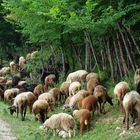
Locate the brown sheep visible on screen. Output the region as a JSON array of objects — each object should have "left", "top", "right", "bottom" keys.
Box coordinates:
[
  {"left": 44, "top": 74, "right": 56, "bottom": 91},
  {"left": 38, "top": 92, "right": 55, "bottom": 111},
  {"left": 4, "top": 88, "right": 20, "bottom": 104},
  {"left": 86, "top": 72, "right": 100, "bottom": 82},
  {"left": 123, "top": 91, "right": 140, "bottom": 130},
  {"left": 49, "top": 88, "right": 61, "bottom": 103},
  {"left": 73, "top": 109, "right": 91, "bottom": 135},
  {"left": 94, "top": 85, "right": 113, "bottom": 113},
  {"left": 81, "top": 95, "right": 98, "bottom": 116},
  {"left": 32, "top": 99, "right": 50, "bottom": 123},
  {"left": 33, "top": 84, "right": 44, "bottom": 98},
  {"left": 86, "top": 78, "right": 99, "bottom": 95},
  {"left": 25, "top": 92, "right": 36, "bottom": 113},
  {"left": 114, "top": 81, "right": 130, "bottom": 112},
  {"left": 60, "top": 81, "right": 70, "bottom": 102}
]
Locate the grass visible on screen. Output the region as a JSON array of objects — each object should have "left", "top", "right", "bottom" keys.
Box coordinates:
[{"left": 0, "top": 99, "right": 140, "bottom": 140}]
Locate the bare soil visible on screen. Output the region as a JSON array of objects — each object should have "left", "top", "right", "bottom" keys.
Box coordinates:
[{"left": 0, "top": 119, "right": 16, "bottom": 140}]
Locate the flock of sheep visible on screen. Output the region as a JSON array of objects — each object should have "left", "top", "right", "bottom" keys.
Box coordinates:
[{"left": 0, "top": 51, "right": 140, "bottom": 138}]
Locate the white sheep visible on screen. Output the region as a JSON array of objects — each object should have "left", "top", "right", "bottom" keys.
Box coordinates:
[
  {"left": 66, "top": 70, "right": 88, "bottom": 83},
  {"left": 8, "top": 92, "right": 28, "bottom": 121},
  {"left": 43, "top": 113, "right": 75, "bottom": 137},
  {"left": 114, "top": 81, "right": 130, "bottom": 112},
  {"left": 68, "top": 90, "right": 89, "bottom": 110},
  {"left": 123, "top": 90, "right": 140, "bottom": 129},
  {"left": 134, "top": 68, "right": 140, "bottom": 85},
  {"left": 69, "top": 81, "right": 81, "bottom": 96},
  {"left": 19, "top": 56, "right": 26, "bottom": 70},
  {"left": 0, "top": 67, "right": 11, "bottom": 76}
]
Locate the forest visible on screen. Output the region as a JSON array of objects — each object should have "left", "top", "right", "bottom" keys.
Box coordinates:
[{"left": 0, "top": 0, "right": 140, "bottom": 140}]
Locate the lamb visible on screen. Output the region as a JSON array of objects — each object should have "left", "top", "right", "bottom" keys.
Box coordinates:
[
  {"left": 73, "top": 109, "right": 91, "bottom": 135},
  {"left": 43, "top": 113, "right": 75, "bottom": 137},
  {"left": 69, "top": 81, "right": 81, "bottom": 96},
  {"left": 33, "top": 84, "right": 44, "bottom": 98},
  {"left": 86, "top": 72, "right": 100, "bottom": 82},
  {"left": 81, "top": 95, "right": 98, "bottom": 116},
  {"left": 32, "top": 99, "right": 50, "bottom": 123},
  {"left": 38, "top": 92, "right": 55, "bottom": 111},
  {"left": 66, "top": 70, "right": 88, "bottom": 83},
  {"left": 68, "top": 90, "right": 89, "bottom": 110},
  {"left": 44, "top": 74, "right": 56, "bottom": 91},
  {"left": 18, "top": 56, "right": 26, "bottom": 70},
  {"left": 114, "top": 81, "right": 130, "bottom": 112},
  {"left": 60, "top": 81, "right": 70, "bottom": 102},
  {"left": 8, "top": 92, "right": 28, "bottom": 121},
  {"left": 86, "top": 78, "right": 100, "bottom": 95},
  {"left": 0, "top": 67, "right": 11, "bottom": 76},
  {"left": 4, "top": 88, "right": 20, "bottom": 104},
  {"left": 94, "top": 85, "right": 113, "bottom": 113},
  {"left": 123, "top": 91, "right": 140, "bottom": 130}
]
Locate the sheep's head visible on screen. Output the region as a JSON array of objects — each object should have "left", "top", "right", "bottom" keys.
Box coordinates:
[{"left": 8, "top": 105, "right": 16, "bottom": 115}]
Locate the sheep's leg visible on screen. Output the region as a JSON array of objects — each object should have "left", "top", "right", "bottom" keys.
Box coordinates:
[
  {"left": 68, "top": 130, "right": 71, "bottom": 137},
  {"left": 20, "top": 107, "right": 24, "bottom": 121},
  {"left": 23, "top": 105, "right": 27, "bottom": 120},
  {"left": 29, "top": 104, "right": 32, "bottom": 113},
  {"left": 17, "top": 107, "right": 19, "bottom": 118},
  {"left": 99, "top": 102, "right": 102, "bottom": 113},
  {"left": 53, "top": 129, "right": 56, "bottom": 136},
  {"left": 80, "top": 123, "right": 84, "bottom": 135},
  {"left": 125, "top": 110, "right": 129, "bottom": 130},
  {"left": 102, "top": 101, "right": 106, "bottom": 114},
  {"left": 123, "top": 112, "right": 126, "bottom": 124}
]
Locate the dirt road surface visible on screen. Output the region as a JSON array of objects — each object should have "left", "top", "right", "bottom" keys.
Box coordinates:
[{"left": 0, "top": 119, "right": 16, "bottom": 140}]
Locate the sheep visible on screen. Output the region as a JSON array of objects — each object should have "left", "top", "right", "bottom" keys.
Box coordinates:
[
  {"left": 49, "top": 88, "right": 61, "bottom": 103},
  {"left": 18, "top": 81, "right": 26, "bottom": 86},
  {"left": 69, "top": 81, "right": 81, "bottom": 96},
  {"left": 9, "top": 61, "right": 18, "bottom": 72},
  {"left": 0, "top": 67, "right": 11, "bottom": 76},
  {"left": 0, "top": 88, "right": 4, "bottom": 100},
  {"left": 18, "top": 56, "right": 26, "bottom": 70},
  {"left": 4, "top": 88, "right": 20, "bottom": 104},
  {"left": 68, "top": 90, "right": 89, "bottom": 110},
  {"left": 73, "top": 109, "right": 91, "bottom": 135},
  {"left": 44, "top": 74, "right": 56, "bottom": 91},
  {"left": 81, "top": 95, "right": 98, "bottom": 116},
  {"left": 60, "top": 81, "right": 70, "bottom": 102},
  {"left": 32, "top": 99, "right": 50, "bottom": 123},
  {"left": 12, "top": 76, "right": 21, "bottom": 87},
  {"left": 123, "top": 91, "right": 140, "bottom": 130},
  {"left": 8, "top": 92, "right": 28, "bottom": 121},
  {"left": 86, "top": 78, "right": 100, "bottom": 95},
  {"left": 114, "top": 81, "right": 130, "bottom": 112},
  {"left": 43, "top": 113, "right": 75, "bottom": 137},
  {"left": 66, "top": 70, "right": 88, "bottom": 83},
  {"left": 135, "top": 69, "right": 140, "bottom": 94},
  {"left": 134, "top": 68, "right": 140, "bottom": 85},
  {"left": 94, "top": 85, "right": 113, "bottom": 113},
  {"left": 86, "top": 72, "right": 100, "bottom": 82},
  {"left": 33, "top": 84, "right": 44, "bottom": 98},
  {"left": 63, "top": 96, "right": 73, "bottom": 111},
  {"left": 24, "top": 91, "right": 36, "bottom": 113},
  {"left": 38, "top": 92, "right": 55, "bottom": 111},
  {"left": 5, "top": 80, "right": 13, "bottom": 88}
]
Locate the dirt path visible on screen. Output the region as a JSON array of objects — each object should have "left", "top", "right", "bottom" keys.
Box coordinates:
[{"left": 0, "top": 119, "right": 16, "bottom": 140}]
